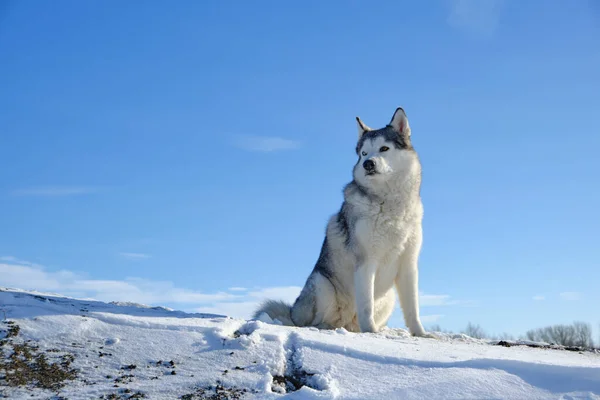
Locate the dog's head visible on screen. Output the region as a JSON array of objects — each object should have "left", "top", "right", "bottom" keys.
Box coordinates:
[{"left": 353, "top": 107, "right": 416, "bottom": 188}]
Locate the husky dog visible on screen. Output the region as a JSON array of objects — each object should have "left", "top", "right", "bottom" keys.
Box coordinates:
[{"left": 253, "top": 107, "right": 428, "bottom": 336}]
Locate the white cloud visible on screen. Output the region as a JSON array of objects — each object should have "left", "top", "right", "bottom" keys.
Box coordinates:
[
  {"left": 0, "top": 258, "right": 467, "bottom": 322},
  {"left": 247, "top": 287, "right": 300, "bottom": 301},
  {"left": 232, "top": 135, "right": 301, "bottom": 152},
  {"left": 0, "top": 261, "right": 238, "bottom": 306},
  {"left": 420, "top": 294, "right": 452, "bottom": 306},
  {"left": 195, "top": 286, "right": 303, "bottom": 319},
  {"left": 11, "top": 186, "right": 102, "bottom": 196},
  {"left": 0, "top": 259, "right": 299, "bottom": 319},
  {"left": 447, "top": 0, "right": 505, "bottom": 36},
  {"left": 559, "top": 291, "right": 581, "bottom": 301},
  {"left": 419, "top": 292, "right": 471, "bottom": 307},
  {"left": 0, "top": 256, "right": 42, "bottom": 268},
  {"left": 119, "top": 252, "right": 152, "bottom": 260},
  {"left": 532, "top": 295, "right": 545, "bottom": 301},
  {"left": 194, "top": 303, "right": 257, "bottom": 320}
]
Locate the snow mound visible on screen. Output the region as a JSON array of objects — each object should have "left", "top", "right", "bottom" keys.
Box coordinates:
[{"left": 1, "top": 288, "right": 599, "bottom": 399}]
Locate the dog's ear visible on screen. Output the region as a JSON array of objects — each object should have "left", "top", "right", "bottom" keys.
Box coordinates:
[
  {"left": 389, "top": 107, "right": 411, "bottom": 136},
  {"left": 356, "top": 117, "right": 371, "bottom": 138}
]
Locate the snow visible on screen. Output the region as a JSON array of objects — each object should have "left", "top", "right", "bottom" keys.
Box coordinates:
[{"left": 1, "top": 287, "right": 599, "bottom": 399}]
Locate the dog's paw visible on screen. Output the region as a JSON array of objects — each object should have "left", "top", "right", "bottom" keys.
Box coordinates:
[
  {"left": 359, "top": 320, "right": 378, "bottom": 334},
  {"left": 408, "top": 325, "right": 439, "bottom": 339}
]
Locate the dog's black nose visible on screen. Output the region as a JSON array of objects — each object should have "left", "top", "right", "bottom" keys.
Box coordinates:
[{"left": 363, "top": 159, "right": 375, "bottom": 172}]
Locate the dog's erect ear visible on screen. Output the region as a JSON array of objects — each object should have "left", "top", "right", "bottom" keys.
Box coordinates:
[
  {"left": 389, "top": 107, "right": 411, "bottom": 136},
  {"left": 356, "top": 117, "right": 371, "bottom": 138}
]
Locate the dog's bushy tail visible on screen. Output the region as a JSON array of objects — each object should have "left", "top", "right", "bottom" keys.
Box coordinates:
[{"left": 253, "top": 300, "right": 295, "bottom": 326}]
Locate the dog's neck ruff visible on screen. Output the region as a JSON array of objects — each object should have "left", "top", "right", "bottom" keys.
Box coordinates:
[
  {"left": 353, "top": 180, "right": 419, "bottom": 216},
  {"left": 367, "top": 171, "right": 420, "bottom": 202}
]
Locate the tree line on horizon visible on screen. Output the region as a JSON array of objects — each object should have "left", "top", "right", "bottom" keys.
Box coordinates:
[{"left": 428, "top": 321, "right": 597, "bottom": 349}]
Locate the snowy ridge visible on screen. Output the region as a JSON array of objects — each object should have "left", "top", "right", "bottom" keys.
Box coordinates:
[{"left": 1, "top": 287, "right": 599, "bottom": 399}]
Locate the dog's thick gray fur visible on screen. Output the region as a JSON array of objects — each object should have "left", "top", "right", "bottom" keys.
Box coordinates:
[{"left": 253, "top": 107, "right": 429, "bottom": 336}]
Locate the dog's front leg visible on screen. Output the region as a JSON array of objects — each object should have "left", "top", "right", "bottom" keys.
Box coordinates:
[
  {"left": 395, "top": 265, "right": 426, "bottom": 337},
  {"left": 354, "top": 263, "right": 377, "bottom": 333},
  {"left": 395, "top": 231, "right": 427, "bottom": 337}
]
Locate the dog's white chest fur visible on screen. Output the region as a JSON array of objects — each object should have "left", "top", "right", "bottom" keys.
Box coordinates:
[
  {"left": 357, "top": 203, "right": 415, "bottom": 254},
  {"left": 352, "top": 163, "right": 423, "bottom": 253},
  {"left": 352, "top": 193, "right": 422, "bottom": 288}
]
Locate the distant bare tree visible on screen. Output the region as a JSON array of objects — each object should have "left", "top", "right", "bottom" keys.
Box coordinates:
[
  {"left": 497, "top": 332, "right": 515, "bottom": 341},
  {"left": 572, "top": 321, "right": 593, "bottom": 348},
  {"left": 463, "top": 322, "right": 487, "bottom": 339},
  {"left": 552, "top": 324, "right": 575, "bottom": 346},
  {"left": 427, "top": 324, "right": 454, "bottom": 334},
  {"left": 525, "top": 321, "right": 593, "bottom": 348}
]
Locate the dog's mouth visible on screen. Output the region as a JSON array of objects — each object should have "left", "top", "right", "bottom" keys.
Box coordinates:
[{"left": 365, "top": 170, "right": 378, "bottom": 176}]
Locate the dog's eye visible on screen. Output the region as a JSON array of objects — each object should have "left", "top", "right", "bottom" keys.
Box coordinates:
[
  {"left": 379, "top": 146, "right": 389, "bottom": 152},
  {"left": 361, "top": 151, "right": 367, "bottom": 156}
]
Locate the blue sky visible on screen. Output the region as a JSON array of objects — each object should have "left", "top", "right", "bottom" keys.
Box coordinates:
[{"left": 1, "top": 0, "right": 599, "bottom": 338}]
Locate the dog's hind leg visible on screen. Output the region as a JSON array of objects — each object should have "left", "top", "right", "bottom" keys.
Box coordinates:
[
  {"left": 290, "top": 285, "right": 315, "bottom": 327},
  {"left": 311, "top": 273, "right": 339, "bottom": 328},
  {"left": 291, "top": 272, "right": 337, "bottom": 328},
  {"left": 290, "top": 272, "right": 321, "bottom": 326}
]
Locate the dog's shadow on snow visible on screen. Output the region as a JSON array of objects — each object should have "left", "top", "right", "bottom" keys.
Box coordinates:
[{"left": 300, "top": 338, "right": 600, "bottom": 394}]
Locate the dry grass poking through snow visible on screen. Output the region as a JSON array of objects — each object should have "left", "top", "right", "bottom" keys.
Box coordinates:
[{"left": 1, "top": 321, "right": 77, "bottom": 391}]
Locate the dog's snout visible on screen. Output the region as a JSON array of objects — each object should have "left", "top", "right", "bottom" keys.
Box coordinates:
[{"left": 363, "top": 159, "right": 375, "bottom": 172}]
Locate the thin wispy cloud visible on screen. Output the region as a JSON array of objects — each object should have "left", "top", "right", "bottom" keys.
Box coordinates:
[
  {"left": 419, "top": 293, "right": 472, "bottom": 307},
  {"left": 559, "top": 291, "right": 582, "bottom": 301},
  {"left": 119, "top": 252, "right": 152, "bottom": 261},
  {"left": 532, "top": 295, "right": 545, "bottom": 301},
  {"left": 420, "top": 314, "right": 444, "bottom": 324},
  {"left": 446, "top": 0, "right": 505, "bottom": 36},
  {"left": 420, "top": 294, "right": 453, "bottom": 306},
  {"left": 0, "top": 256, "right": 42, "bottom": 268},
  {"left": 0, "top": 260, "right": 240, "bottom": 306},
  {"left": 11, "top": 186, "right": 103, "bottom": 197},
  {"left": 232, "top": 135, "right": 301, "bottom": 152}
]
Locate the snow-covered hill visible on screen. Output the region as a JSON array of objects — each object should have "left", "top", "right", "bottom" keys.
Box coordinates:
[{"left": 1, "top": 288, "right": 599, "bottom": 399}]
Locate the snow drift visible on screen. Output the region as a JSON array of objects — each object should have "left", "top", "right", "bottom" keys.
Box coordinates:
[{"left": 1, "top": 287, "right": 599, "bottom": 399}]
